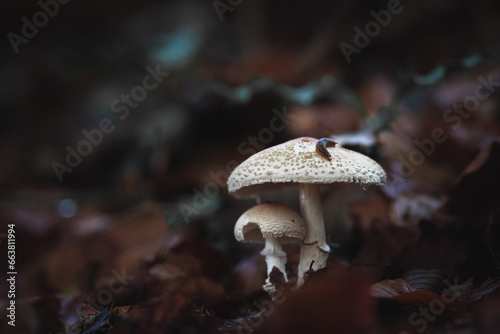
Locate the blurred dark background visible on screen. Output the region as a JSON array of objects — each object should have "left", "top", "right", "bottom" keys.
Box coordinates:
[
  {"left": 2, "top": 0, "right": 500, "bottom": 333},
  {"left": 1, "top": 0, "right": 499, "bottom": 192}
]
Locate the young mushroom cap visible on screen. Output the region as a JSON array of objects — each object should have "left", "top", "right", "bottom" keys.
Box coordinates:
[
  {"left": 234, "top": 202, "right": 306, "bottom": 291},
  {"left": 234, "top": 202, "right": 306, "bottom": 243},
  {"left": 228, "top": 137, "right": 386, "bottom": 287}
]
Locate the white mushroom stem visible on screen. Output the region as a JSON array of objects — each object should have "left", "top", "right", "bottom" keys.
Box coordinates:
[
  {"left": 260, "top": 237, "right": 288, "bottom": 284},
  {"left": 297, "top": 183, "right": 330, "bottom": 287}
]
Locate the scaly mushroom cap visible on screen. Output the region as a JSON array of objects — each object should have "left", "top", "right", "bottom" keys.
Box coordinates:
[
  {"left": 234, "top": 202, "right": 305, "bottom": 243},
  {"left": 228, "top": 137, "right": 386, "bottom": 198}
]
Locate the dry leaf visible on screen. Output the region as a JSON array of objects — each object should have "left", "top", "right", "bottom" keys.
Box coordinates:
[{"left": 371, "top": 278, "right": 443, "bottom": 306}]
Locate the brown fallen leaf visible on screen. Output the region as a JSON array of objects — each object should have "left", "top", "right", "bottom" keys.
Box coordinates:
[
  {"left": 114, "top": 305, "right": 131, "bottom": 317},
  {"left": 371, "top": 278, "right": 442, "bottom": 307},
  {"left": 391, "top": 290, "right": 444, "bottom": 307},
  {"left": 402, "top": 268, "right": 447, "bottom": 292},
  {"left": 109, "top": 201, "right": 167, "bottom": 270},
  {"left": 469, "top": 282, "right": 500, "bottom": 333},
  {"left": 371, "top": 273, "right": 472, "bottom": 308},
  {"left": 371, "top": 278, "right": 416, "bottom": 297},
  {"left": 468, "top": 277, "right": 500, "bottom": 303}
]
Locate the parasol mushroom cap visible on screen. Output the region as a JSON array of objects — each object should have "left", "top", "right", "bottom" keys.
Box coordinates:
[
  {"left": 227, "top": 137, "right": 386, "bottom": 198},
  {"left": 234, "top": 202, "right": 306, "bottom": 243}
]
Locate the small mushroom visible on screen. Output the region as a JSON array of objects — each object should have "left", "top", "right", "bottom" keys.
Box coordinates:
[
  {"left": 228, "top": 137, "right": 386, "bottom": 286},
  {"left": 234, "top": 202, "right": 305, "bottom": 292}
]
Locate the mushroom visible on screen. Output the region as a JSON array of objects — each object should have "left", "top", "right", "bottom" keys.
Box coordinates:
[
  {"left": 234, "top": 202, "right": 305, "bottom": 292},
  {"left": 228, "top": 137, "right": 386, "bottom": 286}
]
